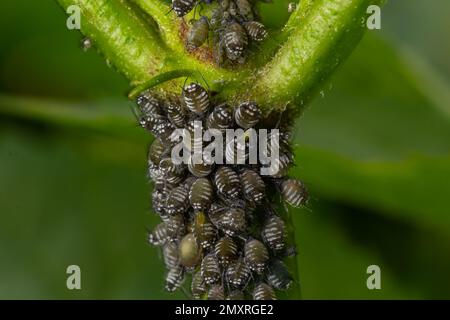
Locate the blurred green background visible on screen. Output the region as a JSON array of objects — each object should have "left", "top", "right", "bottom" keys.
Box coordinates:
[{"left": 0, "top": 0, "right": 449, "bottom": 299}]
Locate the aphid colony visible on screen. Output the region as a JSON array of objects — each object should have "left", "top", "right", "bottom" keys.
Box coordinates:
[
  {"left": 138, "top": 82, "right": 308, "bottom": 300},
  {"left": 174, "top": 0, "right": 269, "bottom": 64}
]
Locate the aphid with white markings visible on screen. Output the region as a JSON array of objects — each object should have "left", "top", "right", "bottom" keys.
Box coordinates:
[
  {"left": 166, "top": 184, "right": 189, "bottom": 215},
  {"left": 217, "top": 207, "right": 246, "bottom": 236},
  {"left": 266, "top": 259, "right": 293, "bottom": 290},
  {"left": 280, "top": 178, "right": 308, "bottom": 207},
  {"left": 244, "top": 239, "right": 269, "bottom": 274},
  {"left": 243, "top": 21, "right": 268, "bottom": 42},
  {"left": 226, "top": 258, "right": 251, "bottom": 288},
  {"left": 261, "top": 214, "right": 287, "bottom": 251},
  {"left": 193, "top": 211, "right": 217, "bottom": 249},
  {"left": 172, "top": 0, "right": 196, "bottom": 17},
  {"left": 165, "top": 213, "right": 186, "bottom": 240},
  {"left": 136, "top": 93, "right": 163, "bottom": 117},
  {"left": 214, "top": 236, "right": 238, "bottom": 265},
  {"left": 140, "top": 114, "right": 175, "bottom": 143},
  {"left": 165, "top": 265, "right": 185, "bottom": 292},
  {"left": 214, "top": 166, "right": 241, "bottom": 200},
  {"left": 253, "top": 282, "right": 276, "bottom": 300},
  {"left": 166, "top": 101, "right": 185, "bottom": 128},
  {"left": 191, "top": 271, "right": 207, "bottom": 299},
  {"left": 240, "top": 169, "right": 265, "bottom": 204},
  {"left": 189, "top": 178, "right": 213, "bottom": 211},
  {"left": 182, "top": 83, "right": 210, "bottom": 116},
  {"left": 162, "top": 241, "right": 179, "bottom": 269},
  {"left": 201, "top": 253, "right": 221, "bottom": 284},
  {"left": 235, "top": 101, "right": 261, "bottom": 129},
  {"left": 206, "top": 103, "right": 233, "bottom": 131},
  {"left": 187, "top": 16, "right": 210, "bottom": 49},
  {"left": 148, "top": 222, "right": 168, "bottom": 246},
  {"left": 179, "top": 233, "right": 201, "bottom": 268},
  {"left": 208, "top": 284, "right": 225, "bottom": 300},
  {"left": 223, "top": 21, "right": 248, "bottom": 61},
  {"left": 159, "top": 157, "right": 186, "bottom": 186}
]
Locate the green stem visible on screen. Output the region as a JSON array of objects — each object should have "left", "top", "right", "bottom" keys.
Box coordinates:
[
  {"left": 249, "top": 0, "right": 386, "bottom": 111},
  {"left": 131, "top": 0, "right": 183, "bottom": 52}
]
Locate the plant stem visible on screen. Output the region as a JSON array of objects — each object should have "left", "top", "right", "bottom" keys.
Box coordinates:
[{"left": 249, "top": 0, "right": 386, "bottom": 112}]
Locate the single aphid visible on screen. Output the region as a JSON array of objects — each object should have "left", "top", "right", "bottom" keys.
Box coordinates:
[
  {"left": 188, "top": 157, "right": 213, "bottom": 178},
  {"left": 162, "top": 240, "right": 180, "bottom": 269},
  {"left": 201, "top": 253, "right": 221, "bottom": 285},
  {"left": 227, "top": 290, "right": 245, "bottom": 300},
  {"left": 252, "top": 282, "right": 276, "bottom": 300},
  {"left": 148, "top": 222, "right": 168, "bottom": 246},
  {"left": 140, "top": 114, "right": 175, "bottom": 143},
  {"left": 243, "top": 21, "right": 268, "bottom": 42},
  {"left": 240, "top": 169, "right": 265, "bottom": 204},
  {"left": 193, "top": 211, "right": 217, "bottom": 249},
  {"left": 235, "top": 0, "right": 254, "bottom": 20},
  {"left": 206, "top": 103, "right": 233, "bottom": 130},
  {"left": 166, "top": 184, "right": 189, "bottom": 215},
  {"left": 266, "top": 259, "right": 293, "bottom": 290},
  {"left": 179, "top": 233, "right": 201, "bottom": 268},
  {"left": 189, "top": 178, "right": 213, "bottom": 211},
  {"left": 235, "top": 101, "right": 261, "bottom": 129},
  {"left": 159, "top": 158, "right": 186, "bottom": 186},
  {"left": 217, "top": 207, "right": 246, "bottom": 236},
  {"left": 244, "top": 239, "right": 269, "bottom": 274},
  {"left": 166, "top": 101, "right": 186, "bottom": 128},
  {"left": 208, "top": 284, "right": 225, "bottom": 300},
  {"left": 165, "top": 265, "right": 185, "bottom": 292},
  {"left": 187, "top": 16, "right": 210, "bottom": 49},
  {"left": 172, "top": 0, "right": 196, "bottom": 17},
  {"left": 165, "top": 213, "right": 186, "bottom": 240},
  {"left": 226, "top": 258, "right": 251, "bottom": 288},
  {"left": 223, "top": 21, "right": 248, "bottom": 61},
  {"left": 182, "top": 83, "right": 210, "bottom": 116},
  {"left": 214, "top": 235, "right": 238, "bottom": 265},
  {"left": 136, "top": 93, "right": 164, "bottom": 117},
  {"left": 261, "top": 214, "right": 287, "bottom": 251},
  {"left": 280, "top": 178, "right": 308, "bottom": 207},
  {"left": 191, "top": 271, "right": 207, "bottom": 299},
  {"left": 214, "top": 166, "right": 241, "bottom": 200},
  {"left": 148, "top": 138, "right": 166, "bottom": 166}
]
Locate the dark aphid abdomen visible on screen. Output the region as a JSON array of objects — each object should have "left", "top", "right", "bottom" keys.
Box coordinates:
[
  {"left": 214, "top": 166, "right": 241, "bottom": 200},
  {"left": 182, "top": 83, "right": 210, "bottom": 116},
  {"left": 235, "top": 101, "right": 261, "bottom": 129},
  {"left": 244, "top": 239, "right": 269, "bottom": 274},
  {"left": 252, "top": 282, "right": 276, "bottom": 300},
  {"left": 281, "top": 178, "right": 308, "bottom": 207},
  {"left": 201, "top": 253, "right": 221, "bottom": 285},
  {"left": 189, "top": 178, "right": 213, "bottom": 211},
  {"left": 187, "top": 16, "right": 210, "bottom": 49},
  {"left": 172, "top": 0, "right": 196, "bottom": 17},
  {"left": 261, "top": 214, "right": 287, "bottom": 251},
  {"left": 243, "top": 21, "right": 268, "bottom": 42}
]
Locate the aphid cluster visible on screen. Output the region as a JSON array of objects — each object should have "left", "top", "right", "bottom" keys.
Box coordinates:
[
  {"left": 177, "top": 0, "right": 269, "bottom": 65},
  {"left": 139, "top": 82, "right": 308, "bottom": 300}
]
